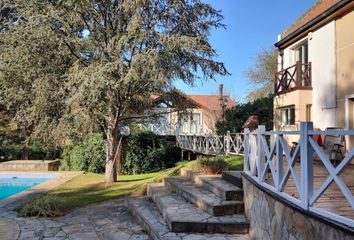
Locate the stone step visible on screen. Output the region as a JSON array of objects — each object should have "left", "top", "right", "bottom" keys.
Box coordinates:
[
  {"left": 147, "top": 183, "right": 249, "bottom": 234},
  {"left": 222, "top": 171, "right": 243, "bottom": 189},
  {"left": 181, "top": 168, "right": 243, "bottom": 201},
  {"left": 164, "top": 176, "right": 244, "bottom": 216},
  {"left": 125, "top": 197, "right": 249, "bottom": 240}
]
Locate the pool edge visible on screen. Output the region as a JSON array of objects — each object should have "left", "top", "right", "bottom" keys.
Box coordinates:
[{"left": 0, "top": 171, "right": 82, "bottom": 210}]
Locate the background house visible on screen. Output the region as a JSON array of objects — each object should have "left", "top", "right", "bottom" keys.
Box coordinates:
[
  {"left": 273, "top": 0, "right": 354, "bottom": 147},
  {"left": 143, "top": 84, "right": 236, "bottom": 136}
]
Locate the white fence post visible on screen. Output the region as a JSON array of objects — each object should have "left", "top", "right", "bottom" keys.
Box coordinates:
[
  {"left": 205, "top": 135, "right": 210, "bottom": 154},
  {"left": 300, "top": 122, "right": 314, "bottom": 210},
  {"left": 257, "top": 125, "right": 266, "bottom": 183},
  {"left": 225, "top": 131, "right": 231, "bottom": 155},
  {"left": 243, "top": 128, "right": 250, "bottom": 172},
  {"left": 276, "top": 134, "right": 283, "bottom": 191}
]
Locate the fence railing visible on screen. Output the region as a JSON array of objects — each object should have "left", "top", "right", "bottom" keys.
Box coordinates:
[
  {"left": 274, "top": 61, "right": 312, "bottom": 95},
  {"left": 140, "top": 123, "right": 212, "bottom": 136},
  {"left": 140, "top": 123, "right": 177, "bottom": 136},
  {"left": 244, "top": 122, "right": 354, "bottom": 227},
  {"left": 177, "top": 131, "right": 244, "bottom": 156}
]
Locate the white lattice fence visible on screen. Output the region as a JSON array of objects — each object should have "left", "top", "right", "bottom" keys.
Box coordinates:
[
  {"left": 177, "top": 132, "right": 243, "bottom": 156},
  {"left": 244, "top": 122, "right": 354, "bottom": 227}
]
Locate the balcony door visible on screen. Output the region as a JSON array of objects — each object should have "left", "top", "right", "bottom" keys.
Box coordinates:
[
  {"left": 293, "top": 41, "right": 309, "bottom": 87},
  {"left": 294, "top": 41, "right": 308, "bottom": 65}
]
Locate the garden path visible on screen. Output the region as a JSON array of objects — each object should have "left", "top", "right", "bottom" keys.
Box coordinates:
[{"left": 0, "top": 198, "right": 149, "bottom": 240}]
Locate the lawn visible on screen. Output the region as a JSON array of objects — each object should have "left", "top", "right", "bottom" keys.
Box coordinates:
[
  {"left": 224, "top": 155, "right": 244, "bottom": 170},
  {"left": 19, "top": 155, "right": 243, "bottom": 216}
]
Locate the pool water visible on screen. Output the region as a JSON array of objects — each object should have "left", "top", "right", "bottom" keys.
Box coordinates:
[{"left": 0, "top": 174, "right": 55, "bottom": 200}]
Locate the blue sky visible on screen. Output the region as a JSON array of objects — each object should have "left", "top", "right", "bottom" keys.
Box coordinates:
[{"left": 174, "top": 0, "right": 317, "bottom": 102}]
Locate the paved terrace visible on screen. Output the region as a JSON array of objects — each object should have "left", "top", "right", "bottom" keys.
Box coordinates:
[{"left": 0, "top": 199, "right": 149, "bottom": 240}]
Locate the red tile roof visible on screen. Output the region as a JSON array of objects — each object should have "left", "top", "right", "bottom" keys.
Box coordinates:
[{"left": 188, "top": 95, "right": 236, "bottom": 112}]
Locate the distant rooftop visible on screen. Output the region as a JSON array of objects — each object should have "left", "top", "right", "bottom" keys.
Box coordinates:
[{"left": 188, "top": 95, "right": 235, "bottom": 112}]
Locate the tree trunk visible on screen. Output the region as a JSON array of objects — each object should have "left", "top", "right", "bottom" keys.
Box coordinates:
[
  {"left": 105, "top": 127, "right": 118, "bottom": 183},
  {"left": 116, "top": 138, "right": 128, "bottom": 175},
  {"left": 21, "top": 128, "right": 29, "bottom": 160},
  {"left": 21, "top": 142, "right": 29, "bottom": 160}
]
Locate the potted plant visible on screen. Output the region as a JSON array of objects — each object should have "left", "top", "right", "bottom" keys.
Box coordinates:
[{"left": 197, "top": 157, "right": 229, "bottom": 175}]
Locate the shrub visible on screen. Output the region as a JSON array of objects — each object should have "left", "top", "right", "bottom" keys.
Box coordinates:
[
  {"left": 122, "top": 130, "right": 180, "bottom": 174},
  {"left": 0, "top": 143, "right": 47, "bottom": 161},
  {"left": 19, "top": 194, "right": 64, "bottom": 217},
  {"left": 60, "top": 133, "right": 105, "bottom": 173},
  {"left": 197, "top": 156, "right": 229, "bottom": 174}
]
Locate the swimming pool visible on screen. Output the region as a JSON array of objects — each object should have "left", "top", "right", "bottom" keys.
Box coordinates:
[{"left": 0, "top": 174, "right": 56, "bottom": 200}]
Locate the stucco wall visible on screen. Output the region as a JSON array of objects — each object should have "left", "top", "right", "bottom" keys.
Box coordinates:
[
  {"left": 309, "top": 20, "right": 337, "bottom": 130},
  {"left": 277, "top": 21, "right": 337, "bottom": 131},
  {"left": 335, "top": 9, "right": 354, "bottom": 149},
  {"left": 242, "top": 175, "right": 354, "bottom": 240},
  {"left": 336, "top": 9, "right": 354, "bottom": 127},
  {"left": 274, "top": 90, "right": 312, "bottom": 145}
]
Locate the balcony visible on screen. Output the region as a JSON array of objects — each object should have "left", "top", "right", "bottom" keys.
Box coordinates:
[{"left": 274, "top": 61, "right": 312, "bottom": 96}]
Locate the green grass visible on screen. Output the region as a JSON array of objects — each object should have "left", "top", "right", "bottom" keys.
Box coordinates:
[
  {"left": 19, "top": 161, "right": 192, "bottom": 214},
  {"left": 224, "top": 155, "right": 244, "bottom": 170},
  {"left": 19, "top": 156, "right": 243, "bottom": 216}
]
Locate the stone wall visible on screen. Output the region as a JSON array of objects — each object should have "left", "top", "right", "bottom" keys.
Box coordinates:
[
  {"left": 0, "top": 160, "right": 60, "bottom": 171},
  {"left": 242, "top": 175, "right": 354, "bottom": 240}
]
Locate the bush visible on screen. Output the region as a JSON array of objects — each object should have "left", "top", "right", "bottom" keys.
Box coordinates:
[
  {"left": 122, "top": 131, "right": 180, "bottom": 174},
  {"left": 216, "top": 96, "right": 273, "bottom": 134},
  {"left": 60, "top": 133, "right": 106, "bottom": 173},
  {"left": 197, "top": 156, "right": 229, "bottom": 174},
  {"left": 0, "top": 143, "right": 48, "bottom": 161},
  {"left": 19, "top": 194, "right": 64, "bottom": 217}
]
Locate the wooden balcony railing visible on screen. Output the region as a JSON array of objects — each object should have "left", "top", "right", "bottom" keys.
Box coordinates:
[{"left": 274, "top": 61, "right": 312, "bottom": 95}]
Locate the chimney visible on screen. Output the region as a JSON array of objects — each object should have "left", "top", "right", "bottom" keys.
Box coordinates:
[{"left": 218, "top": 84, "right": 225, "bottom": 121}]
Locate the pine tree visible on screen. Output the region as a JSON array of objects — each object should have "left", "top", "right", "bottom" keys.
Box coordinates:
[
  {"left": 2, "top": 0, "right": 228, "bottom": 182},
  {"left": 0, "top": 1, "right": 74, "bottom": 158}
]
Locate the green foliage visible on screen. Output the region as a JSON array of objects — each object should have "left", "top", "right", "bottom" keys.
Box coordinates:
[
  {"left": 197, "top": 157, "right": 229, "bottom": 174},
  {"left": 224, "top": 155, "right": 244, "bottom": 171},
  {"left": 0, "top": 144, "right": 48, "bottom": 161},
  {"left": 19, "top": 194, "right": 64, "bottom": 217},
  {"left": 0, "top": 3, "right": 74, "bottom": 150},
  {"left": 216, "top": 96, "right": 273, "bottom": 134},
  {"left": 60, "top": 133, "right": 105, "bottom": 173},
  {"left": 123, "top": 131, "right": 180, "bottom": 174},
  {"left": 1, "top": 1, "right": 227, "bottom": 181}
]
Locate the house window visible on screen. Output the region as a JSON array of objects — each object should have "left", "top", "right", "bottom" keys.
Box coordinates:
[
  {"left": 180, "top": 113, "right": 202, "bottom": 134},
  {"left": 294, "top": 41, "right": 308, "bottom": 65},
  {"left": 281, "top": 106, "right": 295, "bottom": 126}
]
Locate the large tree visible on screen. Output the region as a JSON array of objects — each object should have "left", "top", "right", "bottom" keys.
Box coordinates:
[
  {"left": 244, "top": 48, "right": 277, "bottom": 101},
  {"left": 20, "top": 0, "right": 228, "bottom": 183},
  {"left": 0, "top": 2, "right": 74, "bottom": 159}
]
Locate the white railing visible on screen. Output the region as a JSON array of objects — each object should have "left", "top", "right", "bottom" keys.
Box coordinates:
[
  {"left": 177, "top": 131, "right": 243, "bottom": 156},
  {"left": 140, "top": 123, "right": 177, "bottom": 136},
  {"left": 140, "top": 123, "right": 212, "bottom": 136},
  {"left": 244, "top": 122, "right": 354, "bottom": 227}
]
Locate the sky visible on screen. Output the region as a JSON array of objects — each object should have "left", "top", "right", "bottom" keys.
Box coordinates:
[{"left": 174, "top": 0, "right": 317, "bottom": 102}]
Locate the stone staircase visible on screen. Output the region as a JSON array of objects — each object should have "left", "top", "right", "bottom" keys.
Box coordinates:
[{"left": 125, "top": 168, "right": 250, "bottom": 240}]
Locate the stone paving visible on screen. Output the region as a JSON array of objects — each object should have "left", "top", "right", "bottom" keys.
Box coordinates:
[
  {"left": 0, "top": 198, "right": 150, "bottom": 240},
  {"left": 148, "top": 183, "right": 248, "bottom": 233},
  {"left": 126, "top": 196, "right": 249, "bottom": 240}
]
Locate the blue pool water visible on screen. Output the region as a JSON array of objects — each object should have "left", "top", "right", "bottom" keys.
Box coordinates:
[{"left": 0, "top": 174, "right": 56, "bottom": 200}]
